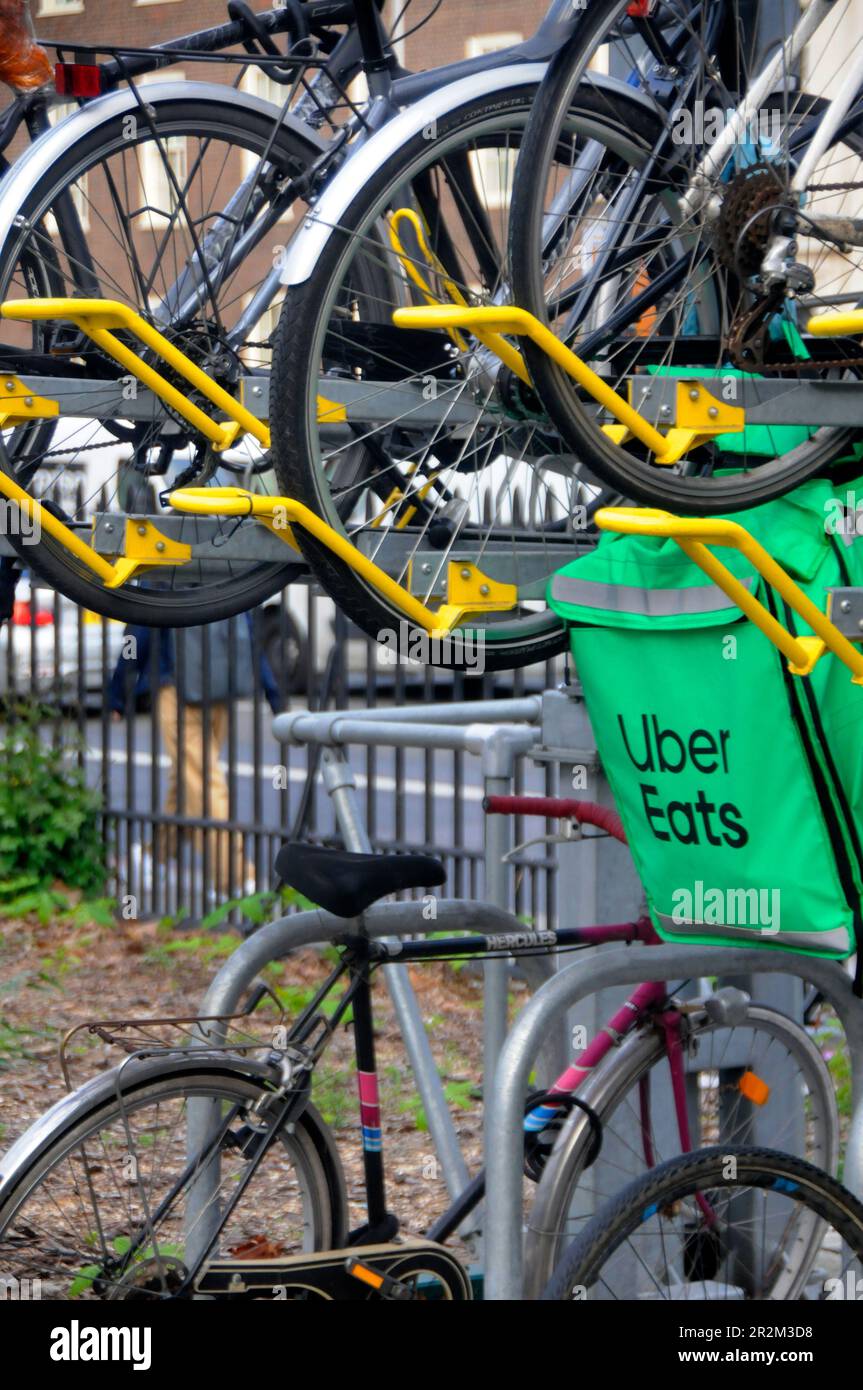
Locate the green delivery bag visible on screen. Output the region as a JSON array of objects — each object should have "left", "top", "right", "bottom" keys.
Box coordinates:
[{"left": 547, "top": 479, "right": 863, "bottom": 965}]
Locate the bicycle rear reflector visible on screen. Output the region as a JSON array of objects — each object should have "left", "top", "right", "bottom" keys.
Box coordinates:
[{"left": 54, "top": 62, "right": 104, "bottom": 98}]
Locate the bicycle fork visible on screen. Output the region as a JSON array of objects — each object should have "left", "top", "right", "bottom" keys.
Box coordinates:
[{"left": 525, "top": 983, "right": 716, "bottom": 1223}]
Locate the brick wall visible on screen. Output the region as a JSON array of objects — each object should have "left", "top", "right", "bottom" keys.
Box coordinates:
[{"left": 33, "top": 0, "right": 550, "bottom": 69}]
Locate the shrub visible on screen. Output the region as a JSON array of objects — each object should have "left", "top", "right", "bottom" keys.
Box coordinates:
[{"left": 0, "top": 705, "right": 104, "bottom": 911}]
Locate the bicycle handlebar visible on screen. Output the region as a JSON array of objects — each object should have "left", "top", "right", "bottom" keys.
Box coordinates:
[{"left": 483, "top": 796, "right": 627, "bottom": 845}]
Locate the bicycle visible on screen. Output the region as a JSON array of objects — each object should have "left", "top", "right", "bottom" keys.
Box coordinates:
[
  {"left": 504, "top": 0, "right": 863, "bottom": 514},
  {"left": 542, "top": 1144, "right": 863, "bottom": 1301},
  {"left": 4, "top": 1, "right": 847, "bottom": 664},
  {"left": 0, "top": 0, "right": 387, "bottom": 624},
  {"left": 0, "top": 812, "right": 839, "bottom": 1299},
  {"left": 0, "top": 0, "right": 590, "bottom": 655}
]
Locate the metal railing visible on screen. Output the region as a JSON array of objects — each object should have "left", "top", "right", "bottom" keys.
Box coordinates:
[{"left": 0, "top": 549, "right": 567, "bottom": 923}]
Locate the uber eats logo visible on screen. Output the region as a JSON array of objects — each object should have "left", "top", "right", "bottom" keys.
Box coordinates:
[{"left": 617, "top": 713, "right": 748, "bottom": 849}]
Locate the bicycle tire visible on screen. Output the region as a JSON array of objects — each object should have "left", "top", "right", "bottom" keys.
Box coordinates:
[
  {"left": 0, "top": 1056, "right": 348, "bottom": 1298},
  {"left": 0, "top": 92, "right": 326, "bottom": 625},
  {"left": 272, "top": 86, "right": 685, "bottom": 670},
  {"left": 541, "top": 1145, "right": 863, "bottom": 1300},
  {"left": 525, "top": 1001, "right": 838, "bottom": 1298},
  {"left": 510, "top": 0, "right": 863, "bottom": 514}
]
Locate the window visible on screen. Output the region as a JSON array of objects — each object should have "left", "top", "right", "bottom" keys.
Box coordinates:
[
  {"left": 465, "top": 33, "right": 523, "bottom": 57},
  {"left": 139, "top": 134, "right": 189, "bottom": 228},
  {"left": 242, "top": 63, "right": 291, "bottom": 112},
  {"left": 465, "top": 36, "right": 523, "bottom": 210},
  {"left": 38, "top": 0, "right": 84, "bottom": 15},
  {"left": 46, "top": 102, "right": 89, "bottom": 232}
]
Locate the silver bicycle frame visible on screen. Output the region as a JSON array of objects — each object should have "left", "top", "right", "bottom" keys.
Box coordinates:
[{"left": 679, "top": 0, "right": 841, "bottom": 220}]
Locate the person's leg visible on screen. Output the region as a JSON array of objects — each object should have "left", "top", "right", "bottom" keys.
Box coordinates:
[
  {"left": 155, "top": 684, "right": 180, "bottom": 870},
  {"left": 207, "top": 704, "right": 253, "bottom": 896}
]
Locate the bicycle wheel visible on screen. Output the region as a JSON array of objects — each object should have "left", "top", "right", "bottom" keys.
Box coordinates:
[
  {"left": 510, "top": 0, "right": 863, "bottom": 513},
  {"left": 0, "top": 1058, "right": 346, "bottom": 1299},
  {"left": 0, "top": 88, "right": 326, "bottom": 624},
  {"left": 541, "top": 1145, "right": 863, "bottom": 1301},
  {"left": 1, "top": 240, "right": 63, "bottom": 471},
  {"left": 273, "top": 86, "right": 609, "bottom": 672},
  {"left": 524, "top": 999, "right": 838, "bottom": 1298}
]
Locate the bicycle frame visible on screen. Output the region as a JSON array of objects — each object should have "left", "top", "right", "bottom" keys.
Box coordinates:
[{"left": 92, "top": 910, "right": 715, "bottom": 1294}]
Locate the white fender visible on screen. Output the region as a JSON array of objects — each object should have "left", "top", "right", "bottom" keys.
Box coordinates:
[
  {"left": 0, "top": 81, "right": 328, "bottom": 260},
  {"left": 281, "top": 64, "right": 547, "bottom": 288},
  {"left": 279, "top": 65, "right": 662, "bottom": 289}
]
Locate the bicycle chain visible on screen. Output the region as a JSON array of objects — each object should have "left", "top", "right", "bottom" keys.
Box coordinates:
[
  {"left": 36, "top": 436, "right": 132, "bottom": 461},
  {"left": 727, "top": 173, "right": 863, "bottom": 373}
]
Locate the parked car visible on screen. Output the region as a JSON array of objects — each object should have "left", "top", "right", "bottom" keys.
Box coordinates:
[{"left": 0, "top": 573, "right": 126, "bottom": 706}]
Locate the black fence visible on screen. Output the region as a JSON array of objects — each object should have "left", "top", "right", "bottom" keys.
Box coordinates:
[{"left": 0, "top": 566, "right": 565, "bottom": 929}]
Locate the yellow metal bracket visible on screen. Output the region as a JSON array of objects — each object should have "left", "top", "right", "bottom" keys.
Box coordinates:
[
  {"left": 393, "top": 305, "right": 747, "bottom": 462},
  {"left": 100, "top": 518, "right": 195, "bottom": 589},
  {"left": 604, "top": 381, "right": 745, "bottom": 456},
  {"left": 167, "top": 486, "right": 518, "bottom": 634},
  {"left": 663, "top": 378, "right": 745, "bottom": 455},
  {"left": 595, "top": 506, "right": 863, "bottom": 684},
  {"left": 0, "top": 375, "right": 59, "bottom": 428},
  {"left": 388, "top": 222, "right": 531, "bottom": 385},
  {"left": 0, "top": 298, "right": 267, "bottom": 453},
  {"left": 0, "top": 469, "right": 197, "bottom": 590},
  {"left": 0, "top": 467, "right": 122, "bottom": 588},
  {"left": 808, "top": 310, "right": 863, "bottom": 337},
  {"left": 0, "top": 297, "right": 347, "bottom": 441},
  {"left": 435, "top": 562, "right": 517, "bottom": 630}
]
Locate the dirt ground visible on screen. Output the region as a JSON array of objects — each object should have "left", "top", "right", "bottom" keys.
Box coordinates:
[{"left": 0, "top": 904, "right": 504, "bottom": 1241}]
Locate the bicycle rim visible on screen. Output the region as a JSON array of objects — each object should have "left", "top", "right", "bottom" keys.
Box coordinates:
[
  {"left": 0, "top": 1068, "right": 341, "bottom": 1299},
  {"left": 272, "top": 91, "right": 600, "bottom": 672},
  {"left": 0, "top": 94, "right": 322, "bottom": 623},
  {"left": 510, "top": 0, "right": 863, "bottom": 513},
  {"left": 542, "top": 1146, "right": 863, "bottom": 1301},
  {"left": 524, "top": 1003, "right": 838, "bottom": 1298}
]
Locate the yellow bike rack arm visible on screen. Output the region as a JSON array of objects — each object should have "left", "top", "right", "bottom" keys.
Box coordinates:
[
  {"left": 808, "top": 310, "right": 863, "bottom": 337},
  {"left": 0, "top": 298, "right": 271, "bottom": 452},
  {"left": 392, "top": 305, "right": 744, "bottom": 463},
  {"left": 167, "top": 486, "right": 516, "bottom": 635},
  {"left": 595, "top": 506, "right": 863, "bottom": 684}
]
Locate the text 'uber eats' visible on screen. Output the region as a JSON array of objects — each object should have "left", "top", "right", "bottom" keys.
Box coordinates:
[{"left": 618, "top": 714, "right": 748, "bottom": 848}]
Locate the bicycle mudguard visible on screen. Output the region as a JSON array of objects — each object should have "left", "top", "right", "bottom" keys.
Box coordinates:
[
  {"left": 0, "top": 79, "right": 328, "bottom": 266},
  {"left": 0, "top": 1052, "right": 299, "bottom": 1200},
  {"left": 278, "top": 67, "right": 659, "bottom": 288}
]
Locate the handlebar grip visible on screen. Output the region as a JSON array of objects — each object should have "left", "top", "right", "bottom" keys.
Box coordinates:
[{"left": 482, "top": 796, "right": 627, "bottom": 845}]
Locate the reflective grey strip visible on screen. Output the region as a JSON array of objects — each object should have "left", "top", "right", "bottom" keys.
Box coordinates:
[
  {"left": 655, "top": 911, "right": 851, "bottom": 955},
  {"left": 550, "top": 574, "right": 752, "bottom": 617}
]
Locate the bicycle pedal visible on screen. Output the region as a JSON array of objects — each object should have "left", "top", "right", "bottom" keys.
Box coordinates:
[
  {"left": 345, "top": 1257, "right": 414, "bottom": 1300},
  {"left": 195, "top": 1239, "right": 472, "bottom": 1301}
]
